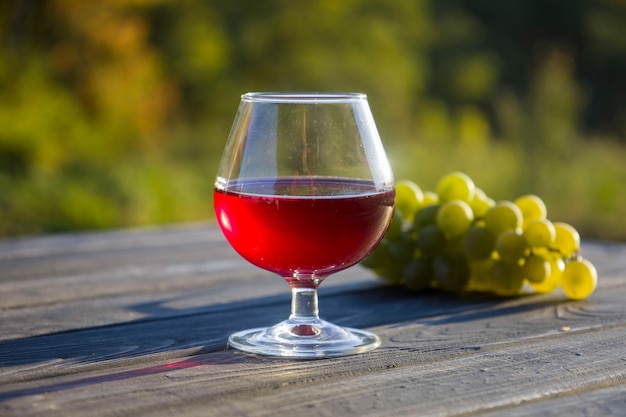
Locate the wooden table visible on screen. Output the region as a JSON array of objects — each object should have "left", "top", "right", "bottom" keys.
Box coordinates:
[{"left": 1, "top": 224, "right": 625, "bottom": 416}]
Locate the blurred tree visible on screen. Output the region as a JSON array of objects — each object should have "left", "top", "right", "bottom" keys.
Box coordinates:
[
  {"left": 0, "top": 0, "right": 178, "bottom": 234},
  {"left": 583, "top": 0, "right": 626, "bottom": 137},
  {"left": 1, "top": 0, "right": 626, "bottom": 238},
  {"left": 149, "top": 0, "right": 434, "bottom": 138}
]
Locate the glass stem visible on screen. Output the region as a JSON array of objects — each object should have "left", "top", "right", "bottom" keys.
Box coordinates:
[{"left": 289, "top": 286, "right": 320, "bottom": 323}]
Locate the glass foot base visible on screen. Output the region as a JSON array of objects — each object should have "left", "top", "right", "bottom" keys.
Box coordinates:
[{"left": 228, "top": 319, "right": 381, "bottom": 358}]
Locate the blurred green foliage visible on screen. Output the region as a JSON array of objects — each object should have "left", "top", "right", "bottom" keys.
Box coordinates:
[{"left": 1, "top": 0, "right": 625, "bottom": 239}]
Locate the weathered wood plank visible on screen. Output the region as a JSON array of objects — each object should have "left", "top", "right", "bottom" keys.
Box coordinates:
[
  {"left": 1, "top": 225, "right": 625, "bottom": 417},
  {"left": 0, "top": 264, "right": 379, "bottom": 342},
  {"left": 475, "top": 383, "right": 626, "bottom": 417},
  {"left": 0, "top": 226, "right": 623, "bottom": 342},
  {"left": 1, "top": 278, "right": 624, "bottom": 386},
  {"left": 1, "top": 224, "right": 622, "bottom": 289},
  {"left": 0, "top": 324, "right": 623, "bottom": 417},
  {"left": 0, "top": 224, "right": 622, "bottom": 319},
  {"left": 0, "top": 224, "right": 380, "bottom": 340},
  {"left": 1, "top": 235, "right": 625, "bottom": 378},
  {"left": 0, "top": 224, "right": 231, "bottom": 285},
  {"left": 155, "top": 327, "right": 626, "bottom": 417}
]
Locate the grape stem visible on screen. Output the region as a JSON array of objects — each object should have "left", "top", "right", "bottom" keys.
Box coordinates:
[{"left": 541, "top": 246, "right": 582, "bottom": 260}]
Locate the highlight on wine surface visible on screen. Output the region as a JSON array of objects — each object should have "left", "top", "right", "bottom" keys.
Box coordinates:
[{"left": 213, "top": 92, "right": 394, "bottom": 358}]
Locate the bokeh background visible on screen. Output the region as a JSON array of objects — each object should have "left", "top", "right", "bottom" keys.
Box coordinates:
[{"left": 1, "top": 0, "right": 625, "bottom": 240}]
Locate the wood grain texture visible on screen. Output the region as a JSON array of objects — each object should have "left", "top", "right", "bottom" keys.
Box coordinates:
[{"left": 0, "top": 224, "right": 625, "bottom": 417}]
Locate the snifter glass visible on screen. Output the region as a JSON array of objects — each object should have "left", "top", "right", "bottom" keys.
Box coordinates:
[{"left": 214, "top": 92, "right": 395, "bottom": 358}]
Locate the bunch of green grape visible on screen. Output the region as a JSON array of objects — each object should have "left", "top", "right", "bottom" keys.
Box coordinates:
[{"left": 362, "top": 172, "right": 598, "bottom": 300}]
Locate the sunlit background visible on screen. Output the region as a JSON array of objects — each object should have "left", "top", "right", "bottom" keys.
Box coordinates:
[{"left": 1, "top": 0, "right": 625, "bottom": 240}]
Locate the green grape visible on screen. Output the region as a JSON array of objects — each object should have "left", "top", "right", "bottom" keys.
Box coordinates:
[
  {"left": 495, "top": 231, "right": 528, "bottom": 262},
  {"left": 484, "top": 201, "right": 523, "bottom": 236},
  {"left": 467, "top": 258, "right": 495, "bottom": 292},
  {"left": 403, "top": 258, "right": 433, "bottom": 291},
  {"left": 552, "top": 222, "right": 581, "bottom": 258},
  {"left": 371, "top": 174, "right": 596, "bottom": 300},
  {"left": 436, "top": 171, "right": 475, "bottom": 203},
  {"left": 492, "top": 261, "right": 526, "bottom": 296},
  {"left": 446, "top": 234, "right": 465, "bottom": 254},
  {"left": 514, "top": 194, "right": 547, "bottom": 226},
  {"left": 436, "top": 199, "right": 474, "bottom": 237},
  {"left": 462, "top": 225, "right": 496, "bottom": 260},
  {"left": 413, "top": 204, "right": 439, "bottom": 232},
  {"left": 415, "top": 225, "right": 447, "bottom": 256},
  {"left": 360, "top": 240, "right": 387, "bottom": 269},
  {"left": 470, "top": 187, "right": 495, "bottom": 218},
  {"left": 522, "top": 254, "right": 551, "bottom": 283},
  {"left": 523, "top": 219, "right": 556, "bottom": 248},
  {"left": 422, "top": 191, "right": 439, "bottom": 206},
  {"left": 373, "top": 243, "right": 404, "bottom": 286},
  {"left": 386, "top": 209, "right": 403, "bottom": 240},
  {"left": 561, "top": 258, "right": 597, "bottom": 300},
  {"left": 387, "top": 232, "right": 414, "bottom": 263},
  {"left": 530, "top": 256, "right": 564, "bottom": 294},
  {"left": 432, "top": 252, "right": 470, "bottom": 292},
  {"left": 395, "top": 180, "right": 424, "bottom": 221}
]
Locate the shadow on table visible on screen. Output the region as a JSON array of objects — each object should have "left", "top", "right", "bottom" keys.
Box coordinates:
[
  {"left": 0, "top": 351, "right": 241, "bottom": 400},
  {"left": 0, "top": 282, "right": 565, "bottom": 371}
]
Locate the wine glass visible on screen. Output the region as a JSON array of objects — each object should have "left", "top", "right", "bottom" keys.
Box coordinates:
[{"left": 213, "top": 92, "right": 395, "bottom": 358}]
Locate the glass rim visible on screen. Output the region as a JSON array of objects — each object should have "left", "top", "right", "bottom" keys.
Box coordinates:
[{"left": 241, "top": 92, "right": 367, "bottom": 103}]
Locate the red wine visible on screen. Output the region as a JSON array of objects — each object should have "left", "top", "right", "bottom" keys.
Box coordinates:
[{"left": 214, "top": 177, "right": 394, "bottom": 284}]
